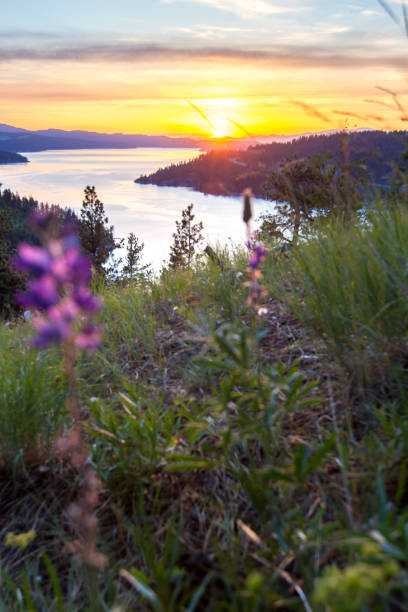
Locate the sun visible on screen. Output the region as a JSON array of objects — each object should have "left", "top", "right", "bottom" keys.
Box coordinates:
[{"left": 212, "top": 117, "right": 231, "bottom": 138}]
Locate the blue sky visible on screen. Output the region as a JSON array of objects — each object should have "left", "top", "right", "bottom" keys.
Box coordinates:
[
  {"left": 0, "top": 0, "right": 400, "bottom": 45},
  {"left": 0, "top": 0, "right": 407, "bottom": 135}
]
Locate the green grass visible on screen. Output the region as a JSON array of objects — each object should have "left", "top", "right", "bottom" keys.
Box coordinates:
[
  {"left": 264, "top": 202, "right": 408, "bottom": 389},
  {"left": 3, "top": 208, "right": 408, "bottom": 610},
  {"left": 0, "top": 325, "right": 67, "bottom": 464}
]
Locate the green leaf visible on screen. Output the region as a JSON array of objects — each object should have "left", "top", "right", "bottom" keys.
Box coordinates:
[
  {"left": 0, "top": 568, "right": 18, "bottom": 599},
  {"left": 119, "top": 393, "right": 140, "bottom": 413},
  {"left": 120, "top": 569, "right": 162, "bottom": 610},
  {"left": 186, "top": 574, "right": 213, "bottom": 612},
  {"left": 214, "top": 334, "right": 242, "bottom": 365},
  {"left": 42, "top": 552, "right": 64, "bottom": 612},
  {"left": 294, "top": 435, "right": 335, "bottom": 483},
  {"left": 19, "top": 571, "right": 36, "bottom": 612},
  {"left": 166, "top": 454, "right": 218, "bottom": 471}
]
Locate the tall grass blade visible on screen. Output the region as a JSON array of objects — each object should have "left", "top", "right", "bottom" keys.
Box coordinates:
[
  {"left": 186, "top": 574, "right": 213, "bottom": 612},
  {"left": 42, "top": 552, "right": 64, "bottom": 612},
  {"left": 402, "top": 1, "right": 408, "bottom": 35},
  {"left": 19, "top": 571, "right": 36, "bottom": 612},
  {"left": 377, "top": 0, "right": 400, "bottom": 24},
  {"left": 120, "top": 569, "right": 162, "bottom": 611}
]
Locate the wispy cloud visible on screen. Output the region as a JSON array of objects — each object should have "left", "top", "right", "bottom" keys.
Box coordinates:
[
  {"left": 171, "top": 24, "right": 253, "bottom": 39},
  {"left": 0, "top": 39, "right": 406, "bottom": 71},
  {"left": 0, "top": 29, "right": 59, "bottom": 40},
  {"left": 161, "top": 0, "right": 303, "bottom": 19},
  {"left": 360, "top": 10, "right": 383, "bottom": 16}
]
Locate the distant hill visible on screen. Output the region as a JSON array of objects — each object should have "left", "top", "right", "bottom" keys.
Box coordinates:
[
  {"left": 197, "top": 129, "right": 375, "bottom": 151},
  {"left": 0, "top": 150, "right": 28, "bottom": 165},
  {"left": 0, "top": 124, "right": 28, "bottom": 134},
  {"left": 135, "top": 130, "right": 407, "bottom": 196},
  {"left": 0, "top": 124, "right": 201, "bottom": 152},
  {"left": 0, "top": 123, "right": 293, "bottom": 152},
  {"left": 0, "top": 123, "right": 371, "bottom": 154}
]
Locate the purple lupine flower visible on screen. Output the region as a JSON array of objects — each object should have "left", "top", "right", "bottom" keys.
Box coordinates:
[
  {"left": 68, "top": 250, "right": 93, "bottom": 285},
  {"left": 15, "top": 212, "right": 102, "bottom": 352},
  {"left": 52, "top": 248, "right": 92, "bottom": 285},
  {"left": 73, "top": 287, "right": 101, "bottom": 313},
  {"left": 48, "top": 299, "right": 79, "bottom": 324},
  {"left": 32, "top": 317, "right": 71, "bottom": 348},
  {"left": 242, "top": 189, "right": 268, "bottom": 314},
  {"left": 76, "top": 324, "right": 102, "bottom": 351},
  {"left": 17, "top": 275, "right": 58, "bottom": 310},
  {"left": 14, "top": 244, "right": 53, "bottom": 277},
  {"left": 22, "top": 211, "right": 105, "bottom": 571},
  {"left": 248, "top": 244, "right": 267, "bottom": 270}
]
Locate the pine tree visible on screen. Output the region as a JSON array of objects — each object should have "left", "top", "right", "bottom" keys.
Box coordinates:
[
  {"left": 122, "top": 233, "right": 151, "bottom": 281},
  {"left": 78, "top": 186, "right": 121, "bottom": 272},
  {"left": 0, "top": 209, "right": 24, "bottom": 316},
  {"left": 169, "top": 204, "right": 203, "bottom": 269},
  {"left": 263, "top": 151, "right": 364, "bottom": 245}
]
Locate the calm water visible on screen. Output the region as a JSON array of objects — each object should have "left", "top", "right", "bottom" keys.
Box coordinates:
[{"left": 0, "top": 148, "right": 272, "bottom": 270}]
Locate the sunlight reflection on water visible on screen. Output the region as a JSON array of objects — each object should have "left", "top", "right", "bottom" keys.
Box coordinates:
[{"left": 0, "top": 148, "right": 272, "bottom": 270}]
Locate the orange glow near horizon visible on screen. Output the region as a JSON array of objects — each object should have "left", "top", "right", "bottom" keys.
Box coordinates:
[
  {"left": 3, "top": 93, "right": 407, "bottom": 139},
  {"left": 3, "top": 96, "right": 407, "bottom": 140},
  {"left": 1, "top": 57, "right": 408, "bottom": 138}
]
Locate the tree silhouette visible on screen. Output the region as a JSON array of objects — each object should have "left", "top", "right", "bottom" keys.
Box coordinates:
[
  {"left": 0, "top": 209, "right": 24, "bottom": 316},
  {"left": 78, "top": 186, "right": 121, "bottom": 273},
  {"left": 169, "top": 204, "right": 203, "bottom": 269},
  {"left": 263, "top": 154, "right": 335, "bottom": 245},
  {"left": 122, "top": 233, "right": 151, "bottom": 281},
  {"left": 263, "top": 151, "right": 365, "bottom": 245}
]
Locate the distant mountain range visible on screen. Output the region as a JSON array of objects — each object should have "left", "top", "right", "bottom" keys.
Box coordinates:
[
  {"left": 0, "top": 123, "right": 373, "bottom": 154},
  {"left": 0, "top": 124, "right": 202, "bottom": 153}
]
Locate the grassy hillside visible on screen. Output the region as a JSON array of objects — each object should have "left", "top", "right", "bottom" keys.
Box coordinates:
[{"left": 2, "top": 198, "right": 408, "bottom": 610}]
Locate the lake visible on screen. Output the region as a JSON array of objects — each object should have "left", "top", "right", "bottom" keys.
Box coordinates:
[{"left": 0, "top": 148, "right": 272, "bottom": 270}]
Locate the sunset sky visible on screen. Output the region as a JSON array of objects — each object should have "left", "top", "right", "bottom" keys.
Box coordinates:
[{"left": 1, "top": 0, "right": 408, "bottom": 137}]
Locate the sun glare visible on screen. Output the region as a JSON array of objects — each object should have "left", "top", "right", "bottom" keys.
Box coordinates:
[{"left": 212, "top": 117, "right": 231, "bottom": 138}]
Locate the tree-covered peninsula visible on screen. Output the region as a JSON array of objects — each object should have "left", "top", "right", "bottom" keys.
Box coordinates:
[
  {"left": 136, "top": 130, "right": 407, "bottom": 196},
  {"left": 0, "top": 150, "right": 28, "bottom": 165}
]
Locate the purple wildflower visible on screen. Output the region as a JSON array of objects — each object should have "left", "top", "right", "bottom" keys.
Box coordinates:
[
  {"left": 14, "top": 212, "right": 102, "bottom": 351},
  {"left": 242, "top": 189, "right": 268, "bottom": 314},
  {"left": 52, "top": 248, "right": 92, "bottom": 285},
  {"left": 14, "top": 244, "right": 53, "bottom": 277},
  {"left": 20, "top": 210, "right": 105, "bottom": 570},
  {"left": 32, "top": 317, "right": 70, "bottom": 348},
  {"left": 76, "top": 324, "right": 102, "bottom": 351},
  {"left": 48, "top": 299, "right": 79, "bottom": 324},
  {"left": 248, "top": 244, "right": 267, "bottom": 270},
  {"left": 17, "top": 275, "right": 58, "bottom": 310},
  {"left": 73, "top": 287, "right": 101, "bottom": 313}
]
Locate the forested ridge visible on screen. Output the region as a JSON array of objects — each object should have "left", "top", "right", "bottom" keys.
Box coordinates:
[{"left": 136, "top": 130, "right": 407, "bottom": 196}]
